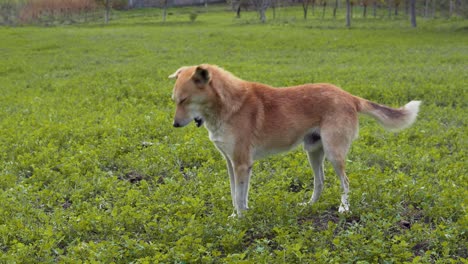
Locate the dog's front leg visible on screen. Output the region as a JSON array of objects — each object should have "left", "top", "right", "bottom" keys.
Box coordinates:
[
  {"left": 217, "top": 150, "right": 237, "bottom": 217},
  {"left": 233, "top": 162, "right": 253, "bottom": 217},
  {"left": 225, "top": 157, "right": 237, "bottom": 215}
]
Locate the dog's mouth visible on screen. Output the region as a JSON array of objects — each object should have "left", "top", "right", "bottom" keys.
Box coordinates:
[{"left": 194, "top": 117, "right": 204, "bottom": 127}]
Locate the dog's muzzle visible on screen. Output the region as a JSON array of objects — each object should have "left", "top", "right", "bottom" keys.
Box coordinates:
[{"left": 194, "top": 117, "right": 204, "bottom": 127}]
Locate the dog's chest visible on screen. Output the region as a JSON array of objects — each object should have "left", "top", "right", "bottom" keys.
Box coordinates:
[{"left": 207, "top": 126, "right": 235, "bottom": 155}]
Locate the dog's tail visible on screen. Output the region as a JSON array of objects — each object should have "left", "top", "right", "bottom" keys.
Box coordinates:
[{"left": 358, "top": 99, "right": 421, "bottom": 131}]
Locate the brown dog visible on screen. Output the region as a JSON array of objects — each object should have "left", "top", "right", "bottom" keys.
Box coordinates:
[{"left": 169, "top": 64, "right": 421, "bottom": 217}]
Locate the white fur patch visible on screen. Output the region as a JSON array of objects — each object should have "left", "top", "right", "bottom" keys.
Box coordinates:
[{"left": 403, "top": 100, "right": 421, "bottom": 128}]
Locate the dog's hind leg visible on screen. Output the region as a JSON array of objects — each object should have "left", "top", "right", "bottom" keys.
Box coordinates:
[
  {"left": 302, "top": 132, "right": 326, "bottom": 205},
  {"left": 325, "top": 148, "right": 350, "bottom": 212},
  {"left": 321, "top": 121, "right": 356, "bottom": 213},
  {"left": 306, "top": 149, "right": 326, "bottom": 204}
]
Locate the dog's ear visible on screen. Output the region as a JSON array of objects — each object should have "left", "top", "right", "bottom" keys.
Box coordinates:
[
  {"left": 168, "top": 66, "right": 188, "bottom": 79},
  {"left": 192, "top": 66, "right": 211, "bottom": 87}
]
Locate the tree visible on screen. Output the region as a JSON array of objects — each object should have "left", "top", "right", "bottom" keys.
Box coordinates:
[
  {"left": 387, "top": 0, "right": 392, "bottom": 18},
  {"left": 311, "top": 0, "right": 316, "bottom": 16},
  {"left": 231, "top": 0, "right": 249, "bottom": 18},
  {"left": 449, "top": 0, "right": 454, "bottom": 17},
  {"left": 346, "top": 0, "right": 351, "bottom": 27},
  {"left": 410, "top": 0, "right": 416, "bottom": 27},
  {"left": 161, "top": 0, "right": 168, "bottom": 22},
  {"left": 251, "top": 0, "right": 270, "bottom": 22},
  {"left": 302, "top": 0, "right": 311, "bottom": 19},
  {"left": 321, "top": 0, "right": 327, "bottom": 18},
  {"left": 424, "top": 0, "right": 430, "bottom": 17},
  {"left": 0, "top": 0, "right": 20, "bottom": 25},
  {"left": 271, "top": 0, "right": 279, "bottom": 19},
  {"left": 105, "top": 0, "right": 110, "bottom": 23},
  {"left": 94, "top": 0, "right": 113, "bottom": 23},
  {"left": 362, "top": 0, "right": 370, "bottom": 18},
  {"left": 333, "top": 0, "right": 339, "bottom": 17},
  {"left": 374, "top": 0, "right": 379, "bottom": 17},
  {"left": 395, "top": 0, "right": 400, "bottom": 15}
]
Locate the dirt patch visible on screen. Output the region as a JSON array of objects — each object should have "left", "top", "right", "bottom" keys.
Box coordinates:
[{"left": 119, "top": 171, "right": 146, "bottom": 184}]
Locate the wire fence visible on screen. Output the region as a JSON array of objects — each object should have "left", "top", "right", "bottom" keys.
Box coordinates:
[
  {"left": 0, "top": 0, "right": 104, "bottom": 25},
  {"left": 0, "top": 0, "right": 466, "bottom": 26}
]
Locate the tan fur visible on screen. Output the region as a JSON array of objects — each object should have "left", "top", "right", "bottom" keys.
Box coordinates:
[{"left": 170, "top": 64, "right": 421, "bottom": 217}]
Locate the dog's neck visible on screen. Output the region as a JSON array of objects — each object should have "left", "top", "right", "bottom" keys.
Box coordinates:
[
  {"left": 202, "top": 68, "right": 249, "bottom": 129},
  {"left": 201, "top": 85, "right": 247, "bottom": 133}
]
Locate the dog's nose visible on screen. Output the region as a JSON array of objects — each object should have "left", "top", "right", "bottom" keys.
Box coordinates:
[{"left": 173, "top": 121, "right": 181, "bottom": 128}]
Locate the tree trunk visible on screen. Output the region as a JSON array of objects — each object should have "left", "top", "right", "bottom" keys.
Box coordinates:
[
  {"left": 388, "top": 0, "right": 392, "bottom": 18},
  {"left": 449, "top": 0, "right": 453, "bottom": 17},
  {"left": 302, "top": 0, "right": 310, "bottom": 19},
  {"left": 312, "top": 0, "right": 316, "bottom": 16},
  {"left": 373, "top": 0, "right": 377, "bottom": 17},
  {"left": 333, "top": 0, "right": 338, "bottom": 17},
  {"left": 424, "top": 0, "right": 429, "bottom": 17},
  {"left": 272, "top": 4, "right": 276, "bottom": 19},
  {"left": 252, "top": 0, "right": 269, "bottom": 22},
  {"left": 363, "top": 4, "right": 367, "bottom": 17},
  {"left": 322, "top": 1, "right": 327, "bottom": 18},
  {"left": 162, "top": 0, "right": 167, "bottom": 22},
  {"left": 410, "top": 0, "right": 416, "bottom": 27},
  {"left": 236, "top": 5, "right": 241, "bottom": 18},
  {"left": 260, "top": 8, "right": 266, "bottom": 22},
  {"left": 105, "top": 0, "right": 110, "bottom": 24},
  {"left": 346, "top": 0, "right": 351, "bottom": 27}
]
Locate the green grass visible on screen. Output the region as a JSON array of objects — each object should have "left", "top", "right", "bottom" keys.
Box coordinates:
[{"left": 0, "top": 6, "right": 467, "bottom": 263}]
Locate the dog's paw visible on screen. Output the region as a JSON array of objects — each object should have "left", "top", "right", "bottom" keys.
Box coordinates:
[
  {"left": 298, "top": 200, "right": 313, "bottom": 207},
  {"left": 228, "top": 212, "right": 238, "bottom": 218},
  {"left": 338, "top": 203, "right": 350, "bottom": 213}
]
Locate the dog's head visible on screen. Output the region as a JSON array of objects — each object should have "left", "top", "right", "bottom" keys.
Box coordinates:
[{"left": 169, "top": 65, "right": 213, "bottom": 128}]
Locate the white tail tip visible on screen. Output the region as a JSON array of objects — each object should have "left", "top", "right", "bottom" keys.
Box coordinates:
[{"left": 401, "top": 100, "right": 421, "bottom": 130}]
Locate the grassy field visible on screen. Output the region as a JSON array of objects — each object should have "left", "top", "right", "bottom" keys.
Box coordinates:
[{"left": 0, "top": 6, "right": 467, "bottom": 263}]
